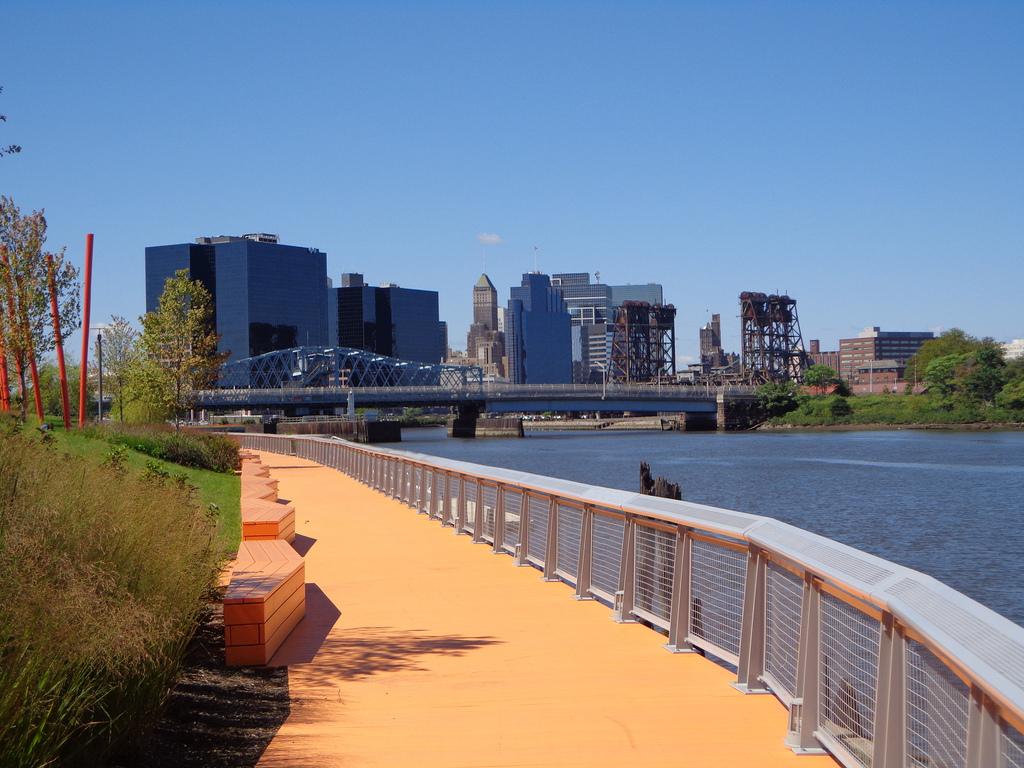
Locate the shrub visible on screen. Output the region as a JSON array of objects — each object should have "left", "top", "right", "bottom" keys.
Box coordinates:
[{"left": 81, "top": 423, "right": 239, "bottom": 473}]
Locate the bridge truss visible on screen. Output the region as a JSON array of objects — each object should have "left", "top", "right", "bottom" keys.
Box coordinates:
[{"left": 219, "top": 346, "right": 483, "bottom": 389}]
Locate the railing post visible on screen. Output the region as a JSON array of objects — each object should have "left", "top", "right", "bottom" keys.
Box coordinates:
[
  {"left": 966, "top": 685, "right": 1001, "bottom": 768},
  {"left": 734, "top": 545, "right": 770, "bottom": 692},
  {"left": 664, "top": 527, "right": 694, "bottom": 652},
  {"left": 542, "top": 497, "right": 559, "bottom": 581},
  {"left": 872, "top": 612, "right": 907, "bottom": 768},
  {"left": 785, "top": 574, "right": 827, "bottom": 755},
  {"left": 613, "top": 517, "right": 637, "bottom": 622},
  {"left": 573, "top": 507, "right": 595, "bottom": 600}
]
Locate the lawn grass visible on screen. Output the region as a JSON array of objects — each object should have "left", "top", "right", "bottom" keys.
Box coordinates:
[{"left": 49, "top": 422, "right": 241, "bottom": 551}]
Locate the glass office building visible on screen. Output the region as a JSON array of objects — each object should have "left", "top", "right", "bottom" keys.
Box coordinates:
[
  {"left": 331, "top": 276, "right": 442, "bottom": 365},
  {"left": 507, "top": 273, "right": 572, "bottom": 384},
  {"left": 145, "top": 235, "right": 329, "bottom": 363}
]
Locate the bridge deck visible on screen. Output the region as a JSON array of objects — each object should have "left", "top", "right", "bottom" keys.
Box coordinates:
[{"left": 254, "top": 452, "right": 838, "bottom": 768}]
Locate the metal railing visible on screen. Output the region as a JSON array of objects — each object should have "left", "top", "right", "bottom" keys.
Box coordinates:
[{"left": 239, "top": 432, "right": 1024, "bottom": 768}]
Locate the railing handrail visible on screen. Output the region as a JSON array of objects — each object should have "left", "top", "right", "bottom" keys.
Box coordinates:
[{"left": 237, "top": 432, "right": 1024, "bottom": 768}]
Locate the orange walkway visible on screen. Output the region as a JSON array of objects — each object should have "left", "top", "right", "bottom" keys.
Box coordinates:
[{"left": 253, "top": 452, "right": 839, "bottom": 768}]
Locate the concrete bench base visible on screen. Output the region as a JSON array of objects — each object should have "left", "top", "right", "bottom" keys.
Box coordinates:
[{"left": 225, "top": 540, "right": 306, "bottom": 666}]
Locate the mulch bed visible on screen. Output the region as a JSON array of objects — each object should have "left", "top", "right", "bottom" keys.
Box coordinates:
[{"left": 113, "top": 604, "right": 290, "bottom": 768}]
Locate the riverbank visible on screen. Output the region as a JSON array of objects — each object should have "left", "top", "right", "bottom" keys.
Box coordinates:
[{"left": 754, "top": 420, "right": 1024, "bottom": 431}]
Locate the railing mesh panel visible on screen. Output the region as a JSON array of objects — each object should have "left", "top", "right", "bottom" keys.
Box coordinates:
[
  {"left": 464, "top": 480, "right": 477, "bottom": 533},
  {"left": 431, "top": 471, "right": 445, "bottom": 519},
  {"left": 820, "top": 592, "right": 880, "bottom": 768},
  {"left": 420, "top": 469, "right": 431, "bottom": 513},
  {"left": 503, "top": 490, "right": 522, "bottom": 550},
  {"left": 481, "top": 484, "right": 498, "bottom": 540},
  {"left": 906, "top": 638, "right": 969, "bottom": 768},
  {"left": 689, "top": 539, "right": 745, "bottom": 657},
  {"left": 555, "top": 503, "right": 583, "bottom": 580},
  {"left": 527, "top": 495, "right": 549, "bottom": 565},
  {"left": 1002, "top": 720, "right": 1024, "bottom": 768},
  {"left": 449, "top": 477, "right": 461, "bottom": 527},
  {"left": 634, "top": 525, "right": 675, "bottom": 624},
  {"left": 412, "top": 465, "right": 422, "bottom": 509},
  {"left": 590, "top": 513, "right": 624, "bottom": 598},
  {"left": 765, "top": 562, "right": 803, "bottom": 699}
]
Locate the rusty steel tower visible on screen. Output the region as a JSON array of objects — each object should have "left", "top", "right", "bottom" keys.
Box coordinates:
[
  {"left": 609, "top": 301, "right": 676, "bottom": 383},
  {"left": 739, "top": 292, "right": 809, "bottom": 384}
]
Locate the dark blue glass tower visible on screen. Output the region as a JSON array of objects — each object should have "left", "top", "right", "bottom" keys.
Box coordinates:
[{"left": 145, "top": 235, "right": 329, "bottom": 363}]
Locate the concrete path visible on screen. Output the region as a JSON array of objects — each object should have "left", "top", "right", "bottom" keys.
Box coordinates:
[{"left": 253, "top": 452, "right": 838, "bottom": 768}]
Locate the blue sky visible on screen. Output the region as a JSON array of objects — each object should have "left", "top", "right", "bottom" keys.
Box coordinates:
[{"left": 3, "top": 1, "right": 1022, "bottom": 364}]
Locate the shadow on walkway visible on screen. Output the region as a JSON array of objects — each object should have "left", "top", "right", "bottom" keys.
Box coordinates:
[
  {"left": 282, "top": 626, "right": 502, "bottom": 684},
  {"left": 267, "top": 583, "right": 340, "bottom": 666}
]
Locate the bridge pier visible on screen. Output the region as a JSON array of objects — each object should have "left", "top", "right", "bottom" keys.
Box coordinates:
[
  {"left": 716, "top": 394, "right": 764, "bottom": 430},
  {"left": 679, "top": 411, "right": 718, "bottom": 431},
  {"left": 448, "top": 404, "right": 481, "bottom": 438}
]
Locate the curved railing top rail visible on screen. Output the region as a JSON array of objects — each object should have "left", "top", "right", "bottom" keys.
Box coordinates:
[{"left": 308, "top": 435, "right": 1024, "bottom": 724}]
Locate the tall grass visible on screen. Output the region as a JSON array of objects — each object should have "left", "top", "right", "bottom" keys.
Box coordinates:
[{"left": 0, "top": 417, "right": 221, "bottom": 766}]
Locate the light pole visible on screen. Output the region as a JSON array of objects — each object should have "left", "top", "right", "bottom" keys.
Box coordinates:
[{"left": 91, "top": 324, "right": 107, "bottom": 422}]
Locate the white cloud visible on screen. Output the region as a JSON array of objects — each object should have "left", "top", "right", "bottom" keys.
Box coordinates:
[{"left": 476, "top": 233, "right": 505, "bottom": 245}]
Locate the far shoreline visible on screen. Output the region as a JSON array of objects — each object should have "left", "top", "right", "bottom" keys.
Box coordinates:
[{"left": 753, "top": 421, "right": 1024, "bottom": 432}]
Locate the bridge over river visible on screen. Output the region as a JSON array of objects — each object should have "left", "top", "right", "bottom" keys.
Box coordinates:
[{"left": 198, "top": 382, "right": 761, "bottom": 429}]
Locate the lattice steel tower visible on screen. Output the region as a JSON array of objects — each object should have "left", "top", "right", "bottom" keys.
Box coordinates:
[
  {"left": 609, "top": 301, "right": 676, "bottom": 383},
  {"left": 739, "top": 292, "right": 809, "bottom": 384}
]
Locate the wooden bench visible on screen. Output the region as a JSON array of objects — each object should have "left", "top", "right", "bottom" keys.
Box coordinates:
[
  {"left": 224, "top": 540, "right": 306, "bottom": 666},
  {"left": 241, "top": 477, "right": 279, "bottom": 502},
  {"left": 241, "top": 498, "right": 297, "bottom": 543}
]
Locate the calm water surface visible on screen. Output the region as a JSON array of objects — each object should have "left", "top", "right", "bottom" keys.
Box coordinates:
[{"left": 390, "top": 427, "right": 1024, "bottom": 626}]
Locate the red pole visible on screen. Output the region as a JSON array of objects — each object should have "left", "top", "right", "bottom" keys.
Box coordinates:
[
  {"left": 0, "top": 338, "right": 8, "bottom": 413},
  {"left": 47, "top": 253, "right": 71, "bottom": 429},
  {"left": 28, "top": 355, "right": 43, "bottom": 421},
  {"left": 0, "top": 347, "right": 9, "bottom": 412},
  {"left": 0, "top": 254, "right": 8, "bottom": 412},
  {"left": 78, "top": 234, "right": 93, "bottom": 427}
]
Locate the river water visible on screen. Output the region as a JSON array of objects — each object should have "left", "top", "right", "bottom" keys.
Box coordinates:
[{"left": 389, "top": 427, "right": 1024, "bottom": 627}]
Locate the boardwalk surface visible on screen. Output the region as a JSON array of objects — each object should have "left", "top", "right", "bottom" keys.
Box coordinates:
[{"left": 253, "top": 452, "right": 839, "bottom": 768}]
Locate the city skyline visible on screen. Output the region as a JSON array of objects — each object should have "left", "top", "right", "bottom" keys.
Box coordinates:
[{"left": 3, "top": 2, "right": 1022, "bottom": 363}]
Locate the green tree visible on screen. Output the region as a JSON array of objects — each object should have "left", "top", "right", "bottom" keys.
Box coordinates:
[
  {"left": 961, "top": 341, "right": 1006, "bottom": 406},
  {"left": 996, "top": 378, "right": 1024, "bottom": 410},
  {"left": 803, "top": 364, "right": 840, "bottom": 394},
  {"left": 924, "top": 353, "right": 970, "bottom": 404},
  {"left": 100, "top": 315, "right": 140, "bottom": 421},
  {"left": 756, "top": 380, "right": 801, "bottom": 418},
  {"left": 136, "top": 270, "right": 226, "bottom": 428},
  {"left": 922, "top": 341, "right": 1006, "bottom": 408},
  {"left": 30, "top": 358, "right": 81, "bottom": 418},
  {"left": 904, "top": 329, "right": 979, "bottom": 386},
  {"left": 0, "top": 197, "right": 80, "bottom": 421}
]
